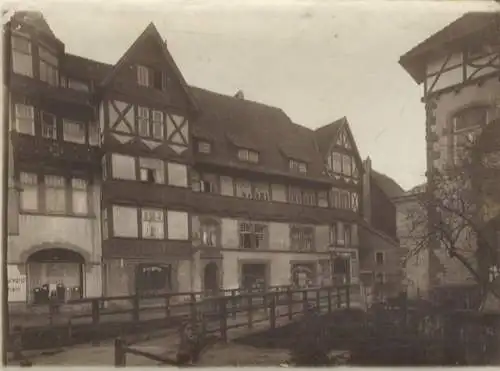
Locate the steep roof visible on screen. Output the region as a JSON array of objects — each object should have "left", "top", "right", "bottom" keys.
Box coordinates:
[
  {"left": 63, "top": 54, "right": 112, "bottom": 82},
  {"left": 190, "top": 87, "right": 330, "bottom": 181},
  {"left": 371, "top": 170, "right": 405, "bottom": 199},
  {"left": 314, "top": 117, "right": 346, "bottom": 156},
  {"left": 400, "top": 11, "right": 499, "bottom": 83},
  {"left": 11, "top": 11, "right": 56, "bottom": 37}
]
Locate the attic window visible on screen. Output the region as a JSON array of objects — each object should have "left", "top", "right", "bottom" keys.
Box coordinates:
[
  {"left": 197, "top": 141, "right": 211, "bottom": 154},
  {"left": 238, "top": 148, "right": 259, "bottom": 163},
  {"left": 137, "top": 65, "right": 167, "bottom": 91},
  {"left": 137, "top": 65, "right": 150, "bottom": 87},
  {"left": 289, "top": 159, "right": 307, "bottom": 174}
]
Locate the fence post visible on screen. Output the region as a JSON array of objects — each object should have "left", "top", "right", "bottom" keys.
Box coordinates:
[
  {"left": 189, "top": 293, "right": 197, "bottom": 323},
  {"left": 132, "top": 294, "right": 140, "bottom": 323},
  {"left": 231, "top": 290, "right": 237, "bottom": 320},
  {"left": 316, "top": 289, "right": 321, "bottom": 312},
  {"left": 287, "top": 287, "right": 293, "bottom": 320},
  {"left": 270, "top": 293, "right": 277, "bottom": 330},
  {"left": 91, "top": 299, "right": 101, "bottom": 346},
  {"left": 346, "top": 285, "right": 351, "bottom": 309},
  {"left": 327, "top": 287, "right": 332, "bottom": 313},
  {"left": 165, "top": 295, "right": 171, "bottom": 319},
  {"left": 336, "top": 287, "right": 342, "bottom": 309},
  {"left": 302, "top": 290, "right": 308, "bottom": 314},
  {"left": 114, "top": 337, "right": 126, "bottom": 367},
  {"left": 263, "top": 290, "right": 269, "bottom": 318},
  {"left": 247, "top": 295, "right": 253, "bottom": 329},
  {"left": 219, "top": 296, "right": 228, "bottom": 343}
]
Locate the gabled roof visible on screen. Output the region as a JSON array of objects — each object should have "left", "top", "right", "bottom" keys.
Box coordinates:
[
  {"left": 190, "top": 87, "right": 330, "bottom": 181},
  {"left": 400, "top": 12, "right": 500, "bottom": 83},
  {"left": 371, "top": 170, "right": 405, "bottom": 199},
  {"left": 63, "top": 54, "right": 112, "bottom": 82},
  {"left": 314, "top": 117, "right": 347, "bottom": 156},
  {"left": 11, "top": 11, "right": 56, "bottom": 38},
  {"left": 98, "top": 22, "right": 199, "bottom": 112}
]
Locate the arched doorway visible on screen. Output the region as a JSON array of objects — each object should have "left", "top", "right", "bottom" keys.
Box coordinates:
[
  {"left": 27, "top": 248, "right": 85, "bottom": 304},
  {"left": 203, "top": 262, "right": 219, "bottom": 296}
]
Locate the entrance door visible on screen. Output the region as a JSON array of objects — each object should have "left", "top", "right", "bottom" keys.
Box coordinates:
[
  {"left": 203, "top": 262, "right": 219, "bottom": 296},
  {"left": 332, "top": 256, "right": 351, "bottom": 285}
]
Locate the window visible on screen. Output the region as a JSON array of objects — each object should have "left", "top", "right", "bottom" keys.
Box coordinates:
[
  {"left": 152, "top": 110, "right": 164, "bottom": 140},
  {"left": 41, "top": 112, "right": 57, "bottom": 139},
  {"left": 141, "top": 209, "right": 165, "bottom": 239},
  {"left": 318, "top": 191, "right": 329, "bottom": 207},
  {"left": 289, "top": 186, "right": 302, "bottom": 204},
  {"left": 254, "top": 183, "right": 270, "bottom": 201},
  {"left": 331, "top": 188, "right": 340, "bottom": 208},
  {"left": 200, "top": 222, "right": 218, "bottom": 246},
  {"left": 331, "top": 153, "right": 342, "bottom": 173},
  {"left": 167, "top": 211, "right": 189, "bottom": 240},
  {"left": 238, "top": 148, "right": 259, "bottom": 163},
  {"left": 328, "top": 152, "right": 355, "bottom": 177},
  {"left": 375, "top": 252, "right": 384, "bottom": 266},
  {"left": 239, "top": 222, "right": 267, "bottom": 249},
  {"left": 235, "top": 180, "right": 252, "bottom": 199},
  {"left": 139, "top": 157, "right": 164, "bottom": 184},
  {"left": 71, "top": 179, "right": 88, "bottom": 215},
  {"left": 44, "top": 175, "right": 66, "bottom": 213},
  {"left": 11, "top": 34, "right": 33, "bottom": 77},
  {"left": 138, "top": 107, "right": 150, "bottom": 137},
  {"left": 197, "top": 141, "right": 211, "bottom": 154},
  {"left": 330, "top": 225, "right": 337, "bottom": 245},
  {"left": 102, "top": 209, "right": 108, "bottom": 240},
  {"left": 39, "top": 45, "right": 59, "bottom": 86},
  {"left": 153, "top": 70, "right": 166, "bottom": 91},
  {"left": 67, "top": 79, "right": 89, "bottom": 92},
  {"left": 452, "top": 106, "right": 489, "bottom": 165},
  {"left": 376, "top": 273, "right": 385, "bottom": 285},
  {"left": 351, "top": 192, "right": 359, "bottom": 212},
  {"left": 137, "top": 65, "right": 150, "bottom": 87},
  {"left": 167, "top": 163, "right": 188, "bottom": 187},
  {"left": 291, "top": 226, "right": 314, "bottom": 252},
  {"left": 63, "top": 119, "right": 86, "bottom": 144},
  {"left": 112, "top": 154, "right": 136, "bottom": 180},
  {"left": 303, "top": 190, "right": 316, "bottom": 206},
  {"left": 344, "top": 224, "right": 352, "bottom": 247},
  {"left": 340, "top": 190, "right": 351, "bottom": 209},
  {"left": 20, "top": 172, "right": 38, "bottom": 211},
  {"left": 342, "top": 155, "right": 352, "bottom": 176},
  {"left": 337, "top": 222, "right": 345, "bottom": 245},
  {"left": 88, "top": 125, "right": 99, "bottom": 146},
  {"left": 289, "top": 159, "right": 308, "bottom": 174},
  {"left": 112, "top": 205, "right": 138, "bottom": 238},
  {"left": 14, "top": 104, "right": 35, "bottom": 135}
]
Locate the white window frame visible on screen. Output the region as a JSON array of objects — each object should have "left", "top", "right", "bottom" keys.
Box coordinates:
[
  {"left": 137, "top": 65, "right": 150, "bottom": 87},
  {"left": 41, "top": 112, "right": 57, "bottom": 140},
  {"left": 167, "top": 162, "right": 188, "bottom": 187},
  {"left": 111, "top": 153, "right": 137, "bottom": 180},
  {"left": 71, "top": 178, "right": 89, "bottom": 215},
  {"left": 238, "top": 148, "right": 259, "bottom": 163},
  {"left": 39, "top": 45, "right": 59, "bottom": 86},
  {"left": 302, "top": 190, "right": 316, "bottom": 206},
  {"left": 44, "top": 175, "right": 66, "bottom": 214},
  {"left": 63, "top": 119, "right": 86, "bottom": 144},
  {"left": 138, "top": 106, "right": 150, "bottom": 137},
  {"left": 14, "top": 104, "right": 35, "bottom": 135},
  {"left": 141, "top": 208, "right": 165, "bottom": 239},
  {"left": 19, "top": 172, "right": 38, "bottom": 211},
  {"left": 11, "top": 34, "right": 33, "bottom": 77},
  {"left": 139, "top": 157, "right": 164, "bottom": 184},
  {"left": 235, "top": 180, "right": 252, "bottom": 199},
  {"left": 151, "top": 110, "right": 164, "bottom": 140},
  {"left": 200, "top": 222, "right": 218, "bottom": 246}
]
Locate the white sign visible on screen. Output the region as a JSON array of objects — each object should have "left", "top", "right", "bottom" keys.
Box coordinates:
[{"left": 8, "top": 265, "right": 27, "bottom": 302}]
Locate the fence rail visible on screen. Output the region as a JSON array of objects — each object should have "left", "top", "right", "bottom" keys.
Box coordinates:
[{"left": 9, "top": 284, "right": 357, "bottom": 357}]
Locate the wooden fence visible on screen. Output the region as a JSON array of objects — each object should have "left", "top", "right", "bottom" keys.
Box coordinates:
[
  {"left": 9, "top": 284, "right": 356, "bottom": 355},
  {"left": 111, "top": 284, "right": 354, "bottom": 366}
]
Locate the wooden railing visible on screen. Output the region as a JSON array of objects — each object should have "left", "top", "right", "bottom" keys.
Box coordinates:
[
  {"left": 111, "top": 284, "right": 355, "bottom": 366},
  {"left": 9, "top": 284, "right": 357, "bottom": 355}
]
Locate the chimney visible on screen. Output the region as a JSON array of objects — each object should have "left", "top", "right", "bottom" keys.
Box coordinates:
[{"left": 234, "top": 90, "right": 244, "bottom": 100}]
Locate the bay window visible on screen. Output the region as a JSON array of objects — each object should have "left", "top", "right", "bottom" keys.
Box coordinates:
[
  {"left": 20, "top": 172, "right": 38, "bottom": 211},
  {"left": 39, "top": 45, "right": 59, "bottom": 86},
  {"left": 11, "top": 34, "right": 33, "bottom": 77},
  {"left": 45, "top": 175, "right": 66, "bottom": 213},
  {"left": 14, "top": 104, "right": 35, "bottom": 135}
]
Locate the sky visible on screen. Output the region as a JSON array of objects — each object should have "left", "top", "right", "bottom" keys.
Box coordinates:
[{"left": 5, "top": 0, "right": 499, "bottom": 190}]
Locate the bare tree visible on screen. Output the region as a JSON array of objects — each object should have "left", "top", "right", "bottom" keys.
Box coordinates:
[{"left": 404, "top": 119, "right": 500, "bottom": 310}]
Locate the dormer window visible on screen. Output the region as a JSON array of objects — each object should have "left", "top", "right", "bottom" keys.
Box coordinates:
[
  {"left": 238, "top": 148, "right": 259, "bottom": 163},
  {"left": 197, "top": 141, "right": 211, "bottom": 154},
  {"left": 137, "top": 65, "right": 167, "bottom": 91},
  {"left": 289, "top": 159, "right": 307, "bottom": 174},
  {"left": 11, "top": 34, "right": 33, "bottom": 77},
  {"left": 39, "top": 44, "right": 59, "bottom": 86}
]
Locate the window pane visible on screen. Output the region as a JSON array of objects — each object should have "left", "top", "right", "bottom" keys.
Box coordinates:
[
  {"left": 12, "top": 35, "right": 31, "bottom": 53},
  {"left": 20, "top": 173, "right": 38, "bottom": 211},
  {"left": 138, "top": 107, "right": 150, "bottom": 137},
  {"left": 88, "top": 124, "right": 99, "bottom": 146},
  {"left": 139, "top": 157, "right": 164, "bottom": 183},
  {"left": 142, "top": 208, "right": 164, "bottom": 239},
  {"left": 342, "top": 155, "right": 352, "bottom": 176},
  {"left": 15, "top": 104, "right": 34, "bottom": 135},
  {"left": 167, "top": 163, "right": 187, "bottom": 187},
  {"left": 72, "top": 190, "right": 88, "bottom": 214},
  {"left": 137, "top": 65, "right": 149, "bottom": 86},
  {"left": 68, "top": 79, "right": 89, "bottom": 92},
  {"left": 237, "top": 149, "right": 248, "bottom": 161},
  {"left": 63, "top": 120, "right": 85, "bottom": 144},
  {"left": 41, "top": 112, "right": 57, "bottom": 139},
  {"left": 40, "top": 60, "right": 59, "bottom": 86},
  {"left": 111, "top": 154, "right": 136, "bottom": 180},
  {"left": 235, "top": 180, "right": 252, "bottom": 198},
  {"left": 112, "top": 205, "right": 138, "bottom": 238},
  {"left": 332, "top": 153, "right": 342, "bottom": 173},
  {"left": 12, "top": 51, "right": 33, "bottom": 77},
  {"left": 167, "top": 210, "right": 189, "bottom": 240}
]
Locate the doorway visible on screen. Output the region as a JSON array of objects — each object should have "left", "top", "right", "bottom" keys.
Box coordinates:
[
  {"left": 203, "top": 262, "right": 219, "bottom": 296},
  {"left": 240, "top": 263, "right": 268, "bottom": 292},
  {"left": 332, "top": 255, "right": 351, "bottom": 285}
]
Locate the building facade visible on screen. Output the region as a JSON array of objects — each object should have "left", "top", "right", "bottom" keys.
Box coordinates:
[
  {"left": 5, "top": 11, "right": 373, "bottom": 306},
  {"left": 399, "top": 12, "right": 500, "bottom": 298}
]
